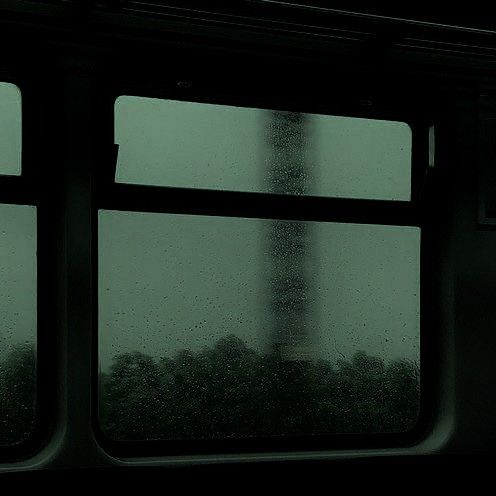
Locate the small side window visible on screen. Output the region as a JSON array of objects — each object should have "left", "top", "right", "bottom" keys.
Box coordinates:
[
  {"left": 114, "top": 96, "right": 412, "bottom": 201},
  {"left": 0, "top": 82, "right": 22, "bottom": 176},
  {"left": 97, "top": 93, "right": 422, "bottom": 451},
  {"left": 98, "top": 211, "right": 420, "bottom": 442},
  {"left": 0, "top": 204, "right": 37, "bottom": 447}
]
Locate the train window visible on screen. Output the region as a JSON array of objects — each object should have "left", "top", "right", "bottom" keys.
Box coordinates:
[
  {"left": 114, "top": 96, "right": 412, "bottom": 201},
  {"left": 0, "top": 83, "right": 22, "bottom": 176},
  {"left": 0, "top": 204, "right": 37, "bottom": 447},
  {"left": 98, "top": 213, "right": 420, "bottom": 442}
]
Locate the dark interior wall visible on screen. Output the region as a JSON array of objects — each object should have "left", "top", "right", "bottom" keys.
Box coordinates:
[
  {"left": 450, "top": 94, "right": 496, "bottom": 452},
  {"left": 1, "top": 1, "right": 496, "bottom": 470}
]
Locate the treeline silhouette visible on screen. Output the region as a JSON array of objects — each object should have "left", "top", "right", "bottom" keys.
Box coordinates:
[
  {"left": 100, "top": 334, "right": 420, "bottom": 441},
  {"left": 0, "top": 343, "right": 36, "bottom": 445},
  {"left": 0, "top": 336, "right": 420, "bottom": 445}
]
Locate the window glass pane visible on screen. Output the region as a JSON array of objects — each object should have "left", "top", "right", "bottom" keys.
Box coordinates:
[
  {"left": 0, "top": 204, "right": 37, "bottom": 446},
  {"left": 115, "top": 96, "right": 412, "bottom": 201},
  {"left": 0, "top": 83, "right": 22, "bottom": 176},
  {"left": 99, "top": 210, "right": 420, "bottom": 441}
]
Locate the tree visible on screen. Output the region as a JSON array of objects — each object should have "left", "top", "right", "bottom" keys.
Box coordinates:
[
  {"left": 0, "top": 342, "right": 36, "bottom": 445},
  {"left": 0, "top": 335, "right": 420, "bottom": 446},
  {"left": 99, "top": 335, "right": 420, "bottom": 441},
  {"left": 100, "top": 351, "right": 162, "bottom": 440}
]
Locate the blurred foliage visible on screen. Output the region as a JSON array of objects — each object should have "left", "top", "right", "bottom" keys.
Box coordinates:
[
  {"left": 0, "top": 335, "right": 420, "bottom": 445},
  {"left": 100, "top": 335, "right": 420, "bottom": 441},
  {"left": 0, "top": 343, "right": 37, "bottom": 445}
]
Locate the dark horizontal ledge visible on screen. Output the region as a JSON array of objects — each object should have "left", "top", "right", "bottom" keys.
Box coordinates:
[
  {"left": 97, "top": 183, "right": 420, "bottom": 226},
  {"left": 94, "top": 422, "right": 425, "bottom": 458},
  {"left": 0, "top": 175, "right": 38, "bottom": 205},
  {"left": 95, "top": 1, "right": 496, "bottom": 39},
  {"left": 5, "top": 1, "right": 496, "bottom": 64}
]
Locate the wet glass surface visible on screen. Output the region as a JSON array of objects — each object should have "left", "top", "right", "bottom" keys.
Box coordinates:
[
  {"left": 0, "top": 83, "right": 22, "bottom": 176},
  {"left": 99, "top": 210, "right": 420, "bottom": 440},
  {"left": 115, "top": 96, "right": 411, "bottom": 201},
  {"left": 0, "top": 204, "right": 37, "bottom": 446}
]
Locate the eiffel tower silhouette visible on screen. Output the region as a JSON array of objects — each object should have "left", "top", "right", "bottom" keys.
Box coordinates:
[{"left": 265, "top": 110, "right": 316, "bottom": 361}]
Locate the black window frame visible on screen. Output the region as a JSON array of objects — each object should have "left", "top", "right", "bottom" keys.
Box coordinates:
[
  {"left": 92, "top": 45, "right": 441, "bottom": 457},
  {"left": 0, "top": 66, "right": 58, "bottom": 462}
]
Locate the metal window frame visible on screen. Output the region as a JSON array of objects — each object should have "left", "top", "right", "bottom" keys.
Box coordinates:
[
  {"left": 0, "top": 65, "right": 60, "bottom": 462},
  {"left": 478, "top": 88, "right": 496, "bottom": 228},
  {"left": 90, "top": 44, "right": 442, "bottom": 457},
  {"left": 0, "top": 6, "right": 454, "bottom": 462}
]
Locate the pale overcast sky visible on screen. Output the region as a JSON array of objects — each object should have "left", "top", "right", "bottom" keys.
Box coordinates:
[
  {"left": 0, "top": 204, "right": 37, "bottom": 357},
  {"left": 0, "top": 83, "right": 21, "bottom": 175},
  {"left": 99, "top": 211, "right": 420, "bottom": 366},
  {"left": 99, "top": 96, "right": 419, "bottom": 367},
  {"left": 0, "top": 83, "right": 35, "bottom": 359},
  {"left": 0, "top": 87, "right": 419, "bottom": 368}
]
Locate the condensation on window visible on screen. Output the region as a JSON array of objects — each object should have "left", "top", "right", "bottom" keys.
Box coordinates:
[
  {"left": 0, "top": 204, "right": 37, "bottom": 446},
  {"left": 0, "top": 83, "right": 22, "bottom": 176},
  {"left": 98, "top": 210, "right": 420, "bottom": 441},
  {"left": 114, "top": 96, "right": 412, "bottom": 201}
]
